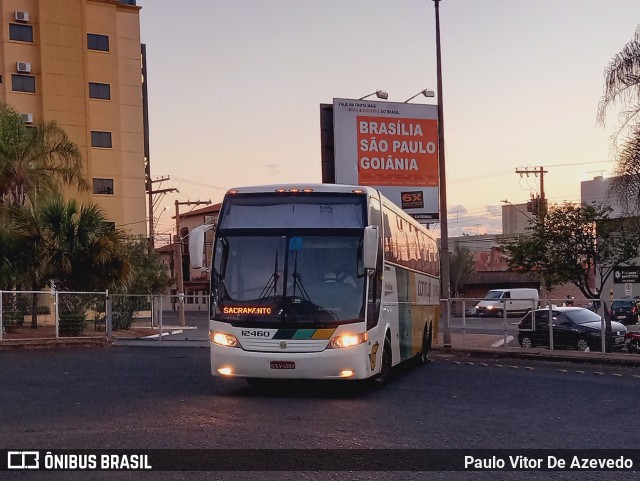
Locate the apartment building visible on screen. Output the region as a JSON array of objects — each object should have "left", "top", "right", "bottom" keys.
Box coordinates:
[{"left": 1, "top": 0, "right": 146, "bottom": 235}]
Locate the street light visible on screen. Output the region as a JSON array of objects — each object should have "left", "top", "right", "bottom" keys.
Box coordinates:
[
  {"left": 500, "top": 199, "right": 533, "bottom": 220},
  {"left": 359, "top": 90, "right": 388, "bottom": 100},
  {"left": 404, "top": 88, "right": 435, "bottom": 103}
]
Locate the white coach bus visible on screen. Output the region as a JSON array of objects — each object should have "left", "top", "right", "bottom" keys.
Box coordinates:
[{"left": 190, "top": 184, "right": 440, "bottom": 384}]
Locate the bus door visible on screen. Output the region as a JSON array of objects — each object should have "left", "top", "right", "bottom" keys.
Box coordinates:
[{"left": 380, "top": 264, "right": 400, "bottom": 363}]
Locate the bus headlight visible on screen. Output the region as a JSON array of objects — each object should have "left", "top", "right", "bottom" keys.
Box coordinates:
[
  {"left": 330, "top": 333, "right": 367, "bottom": 349},
  {"left": 210, "top": 331, "right": 239, "bottom": 347}
]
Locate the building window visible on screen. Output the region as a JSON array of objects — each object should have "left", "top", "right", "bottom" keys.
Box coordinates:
[
  {"left": 93, "top": 178, "right": 114, "bottom": 195},
  {"left": 89, "top": 82, "right": 111, "bottom": 100},
  {"left": 9, "top": 23, "right": 33, "bottom": 42},
  {"left": 91, "top": 131, "right": 112, "bottom": 148},
  {"left": 12, "top": 74, "right": 35, "bottom": 93},
  {"left": 87, "top": 33, "right": 109, "bottom": 52}
]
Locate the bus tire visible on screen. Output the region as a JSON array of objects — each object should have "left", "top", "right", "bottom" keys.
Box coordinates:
[
  {"left": 374, "top": 336, "right": 392, "bottom": 385},
  {"left": 419, "top": 321, "right": 433, "bottom": 365}
]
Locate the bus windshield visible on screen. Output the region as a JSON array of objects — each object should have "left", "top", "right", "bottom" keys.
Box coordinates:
[{"left": 213, "top": 234, "right": 365, "bottom": 326}]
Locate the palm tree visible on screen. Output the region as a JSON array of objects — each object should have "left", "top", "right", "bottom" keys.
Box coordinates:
[
  {"left": 609, "top": 124, "right": 640, "bottom": 214},
  {"left": 0, "top": 103, "right": 87, "bottom": 210},
  {"left": 25, "top": 197, "right": 130, "bottom": 290},
  {"left": 11, "top": 197, "right": 131, "bottom": 327},
  {"left": 597, "top": 25, "right": 640, "bottom": 213},
  {"left": 0, "top": 225, "right": 19, "bottom": 290}
]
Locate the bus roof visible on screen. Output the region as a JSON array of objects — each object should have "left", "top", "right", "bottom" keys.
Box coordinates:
[
  {"left": 225, "top": 183, "right": 435, "bottom": 238},
  {"left": 225, "top": 183, "right": 380, "bottom": 196}
]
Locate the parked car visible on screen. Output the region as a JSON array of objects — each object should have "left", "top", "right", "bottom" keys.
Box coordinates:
[
  {"left": 475, "top": 288, "right": 539, "bottom": 317},
  {"left": 518, "top": 307, "right": 627, "bottom": 352},
  {"left": 610, "top": 299, "right": 639, "bottom": 326}
]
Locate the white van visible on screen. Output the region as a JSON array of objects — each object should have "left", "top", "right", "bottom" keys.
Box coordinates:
[{"left": 475, "top": 288, "right": 539, "bottom": 317}]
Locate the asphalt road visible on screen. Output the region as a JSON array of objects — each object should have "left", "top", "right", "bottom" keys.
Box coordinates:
[{"left": 1, "top": 346, "right": 639, "bottom": 480}]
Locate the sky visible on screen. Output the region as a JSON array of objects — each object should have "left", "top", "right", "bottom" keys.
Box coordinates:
[{"left": 136, "top": 0, "right": 640, "bottom": 241}]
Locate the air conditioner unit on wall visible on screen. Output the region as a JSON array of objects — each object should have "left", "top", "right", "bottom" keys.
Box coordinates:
[
  {"left": 21, "top": 113, "right": 33, "bottom": 124},
  {"left": 14, "top": 11, "right": 29, "bottom": 22},
  {"left": 16, "top": 62, "right": 31, "bottom": 73}
]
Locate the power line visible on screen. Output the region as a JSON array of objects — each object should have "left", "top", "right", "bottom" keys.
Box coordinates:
[
  {"left": 172, "top": 177, "right": 228, "bottom": 191},
  {"left": 448, "top": 160, "right": 615, "bottom": 185}
]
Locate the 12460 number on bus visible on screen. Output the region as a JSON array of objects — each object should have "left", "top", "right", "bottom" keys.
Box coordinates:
[{"left": 241, "top": 330, "right": 271, "bottom": 338}]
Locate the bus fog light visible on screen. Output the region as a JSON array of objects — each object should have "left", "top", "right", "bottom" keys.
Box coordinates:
[
  {"left": 339, "top": 370, "right": 355, "bottom": 378},
  {"left": 210, "top": 331, "right": 239, "bottom": 347},
  {"left": 330, "top": 333, "right": 367, "bottom": 349},
  {"left": 217, "top": 367, "right": 233, "bottom": 376}
]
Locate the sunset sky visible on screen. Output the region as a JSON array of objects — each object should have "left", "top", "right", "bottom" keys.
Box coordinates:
[{"left": 136, "top": 0, "right": 640, "bottom": 239}]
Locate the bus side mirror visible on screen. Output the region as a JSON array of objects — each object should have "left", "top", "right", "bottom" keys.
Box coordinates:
[
  {"left": 189, "top": 224, "right": 214, "bottom": 269},
  {"left": 363, "top": 225, "right": 378, "bottom": 271}
]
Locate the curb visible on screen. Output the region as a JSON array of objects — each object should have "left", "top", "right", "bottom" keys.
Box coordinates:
[
  {"left": 433, "top": 345, "right": 640, "bottom": 368},
  {"left": 0, "top": 338, "right": 111, "bottom": 351},
  {"left": 2, "top": 339, "right": 640, "bottom": 368}
]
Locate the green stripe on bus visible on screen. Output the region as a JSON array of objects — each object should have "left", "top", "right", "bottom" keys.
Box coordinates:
[{"left": 292, "top": 329, "right": 316, "bottom": 340}]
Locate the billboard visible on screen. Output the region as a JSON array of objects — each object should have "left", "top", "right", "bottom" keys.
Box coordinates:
[
  {"left": 613, "top": 266, "right": 640, "bottom": 284},
  {"left": 332, "top": 98, "right": 439, "bottom": 222}
]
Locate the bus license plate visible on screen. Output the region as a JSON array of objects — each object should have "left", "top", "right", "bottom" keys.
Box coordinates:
[{"left": 270, "top": 361, "right": 295, "bottom": 369}]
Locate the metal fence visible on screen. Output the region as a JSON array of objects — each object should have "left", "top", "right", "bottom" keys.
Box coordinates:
[
  {"left": 444, "top": 297, "right": 634, "bottom": 354},
  {"left": 0, "top": 290, "right": 208, "bottom": 344},
  {"left": 2, "top": 290, "right": 636, "bottom": 353}
]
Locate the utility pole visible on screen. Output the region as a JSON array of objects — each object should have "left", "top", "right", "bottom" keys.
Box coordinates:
[
  {"left": 175, "top": 199, "right": 211, "bottom": 326},
  {"left": 515, "top": 166, "right": 548, "bottom": 219},
  {"left": 148, "top": 177, "right": 177, "bottom": 250},
  {"left": 433, "top": 0, "right": 451, "bottom": 348}
]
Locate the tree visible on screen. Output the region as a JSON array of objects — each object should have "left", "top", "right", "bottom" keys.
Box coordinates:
[
  {"left": 120, "top": 237, "right": 172, "bottom": 294},
  {"left": 111, "top": 238, "right": 172, "bottom": 330},
  {"left": 11, "top": 197, "right": 130, "bottom": 326},
  {"left": 597, "top": 25, "right": 640, "bottom": 213},
  {"left": 609, "top": 123, "right": 640, "bottom": 215},
  {"left": 449, "top": 245, "right": 475, "bottom": 298},
  {"left": 0, "top": 103, "right": 87, "bottom": 210},
  {"left": 0, "top": 225, "right": 19, "bottom": 290},
  {"left": 502, "top": 203, "right": 640, "bottom": 299}
]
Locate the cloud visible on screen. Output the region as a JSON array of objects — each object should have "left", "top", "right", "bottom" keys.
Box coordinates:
[
  {"left": 438, "top": 203, "right": 503, "bottom": 237},
  {"left": 264, "top": 163, "right": 281, "bottom": 175},
  {"left": 449, "top": 204, "right": 468, "bottom": 215}
]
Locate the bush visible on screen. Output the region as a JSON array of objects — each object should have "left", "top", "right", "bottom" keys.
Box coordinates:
[
  {"left": 25, "top": 305, "right": 51, "bottom": 315},
  {"left": 111, "top": 296, "right": 151, "bottom": 331},
  {"left": 58, "top": 313, "right": 85, "bottom": 335},
  {"left": 2, "top": 310, "right": 24, "bottom": 329}
]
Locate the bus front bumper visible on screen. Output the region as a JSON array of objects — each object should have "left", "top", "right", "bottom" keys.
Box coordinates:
[{"left": 210, "top": 342, "right": 372, "bottom": 380}]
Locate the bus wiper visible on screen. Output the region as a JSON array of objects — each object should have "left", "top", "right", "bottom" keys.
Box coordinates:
[
  {"left": 260, "top": 250, "right": 278, "bottom": 302},
  {"left": 244, "top": 252, "right": 279, "bottom": 322},
  {"left": 212, "top": 269, "right": 229, "bottom": 303},
  {"left": 291, "top": 251, "right": 311, "bottom": 304}
]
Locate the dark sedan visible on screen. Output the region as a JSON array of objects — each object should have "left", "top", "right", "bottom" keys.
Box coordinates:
[
  {"left": 518, "top": 307, "right": 627, "bottom": 352},
  {"left": 610, "top": 299, "right": 639, "bottom": 326}
]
